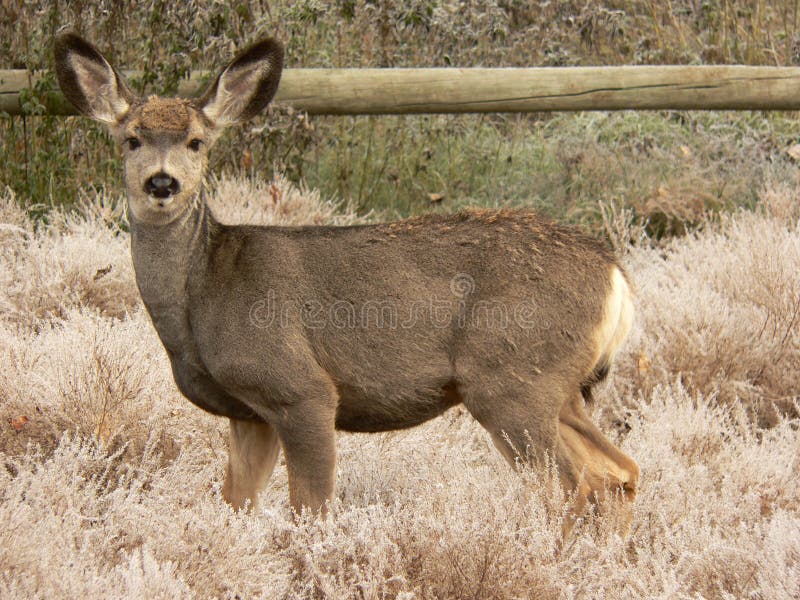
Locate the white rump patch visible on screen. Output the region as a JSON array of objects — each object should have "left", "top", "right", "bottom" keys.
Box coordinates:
[{"left": 591, "top": 266, "right": 634, "bottom": 369}]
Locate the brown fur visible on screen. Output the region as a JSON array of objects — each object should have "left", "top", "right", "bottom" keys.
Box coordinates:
[
  {"left": 54, "top": 32, "right": 639, "bottom": 535},
  {"left": 137, "top": 96, "right": 193, "bottom": 132}
]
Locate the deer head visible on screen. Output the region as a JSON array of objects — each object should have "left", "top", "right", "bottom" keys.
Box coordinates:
[{"left": 54, "top": 33, "right": 283, "bottom": 225}]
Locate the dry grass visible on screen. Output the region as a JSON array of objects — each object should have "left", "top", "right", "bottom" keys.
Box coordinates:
[
  {"left": 616, "top": 186, "right": 800, "bottom": 428},
  {"left": 1, "top": 178, "right": 799, "bottom": 598}
]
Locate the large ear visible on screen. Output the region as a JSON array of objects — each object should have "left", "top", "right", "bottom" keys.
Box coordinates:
[
  {"left": 54, "top": 32, "right": 136, "bottom": 124},
  {"left": 198, "top": 38, "right": 284, "bottom": 128}
]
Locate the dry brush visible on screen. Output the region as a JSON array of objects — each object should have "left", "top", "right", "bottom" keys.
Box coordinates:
[{"left": 0, "top": 178, "right": 798, "bottom": 598}]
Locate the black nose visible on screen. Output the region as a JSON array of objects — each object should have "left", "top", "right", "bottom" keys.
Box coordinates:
[{"left": 144, "top": 173, "right": 180, "bottom": 198}]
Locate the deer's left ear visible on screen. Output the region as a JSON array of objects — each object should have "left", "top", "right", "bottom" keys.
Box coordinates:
[{"left": 199, "top": 38, "right": 284, "bottom": 128}]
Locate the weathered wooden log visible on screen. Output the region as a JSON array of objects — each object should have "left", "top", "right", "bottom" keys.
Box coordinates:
[{"left": 3, "top": 66, "right": 800, "bottom": 116}]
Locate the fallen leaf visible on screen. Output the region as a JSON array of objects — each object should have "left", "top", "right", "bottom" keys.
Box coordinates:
[
  {"left": 787, "top": 144, "right": 800, "bottom": 161},
  {"left": 637, "top": 352, "right": 651, "bottom": 376},
  {"left": 241, "top": 149, "right": 253, "bottom": 170},
  {"left": 428, "top": 192, "right": 445, "bottom": 203},
  {"left": 93, "top": 265, "right": 113, "bottom": 281},
  {"left": 679, "top": 145, "right": 692, "bottom": 157},
  {"left": 9, "top": 415, "right": 28, "bottom": 432}
]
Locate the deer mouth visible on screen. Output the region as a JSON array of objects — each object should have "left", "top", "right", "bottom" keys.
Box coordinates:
[{"left": 151, "top": 188, "right": 174, "bottom": 200}]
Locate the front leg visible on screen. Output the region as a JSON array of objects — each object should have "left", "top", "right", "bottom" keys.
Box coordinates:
[
  {"left": 212, "top": 349, "right": 340, "bottom": 515},
  {"left": 278, "top": 414, "right": 337, "bottom": 516},
  {"left": 223, "top": 418, "right": 281, "bottom": 511},
  {"left": 272, "top": 385, "right": 338, "bottom": 515}
]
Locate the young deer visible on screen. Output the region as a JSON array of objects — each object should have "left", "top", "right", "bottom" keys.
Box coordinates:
[{"left": 55, "top": 33, "right": 638, "bottom": 533}]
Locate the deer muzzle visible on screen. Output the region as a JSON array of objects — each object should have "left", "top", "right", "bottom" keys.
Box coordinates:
[{"left": 144, "top": 172, "right": 181, "bottom": 199}]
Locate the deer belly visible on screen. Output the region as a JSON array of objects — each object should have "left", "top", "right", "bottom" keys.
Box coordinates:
[{"left": 334, "top": 379, "right": 461, "bottom": 432}]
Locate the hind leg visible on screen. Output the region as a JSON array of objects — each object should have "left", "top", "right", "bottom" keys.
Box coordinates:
[
  {"left": 481, "top": 414, "right": 588, "bottom": 530},
  {"left": 223, "top": 418, "right": 281, "bottom": 511},
  {"left": 462, "top": 375, "right": 579, "bottom": 487},
  {"left": 464, "top": 376, "right": 637, "bottom": 536},
  {"left": 487, "top": 428, "right": 588, "bottom": 519},
  {"left": 558, "top": 393, "right": 639, "bottom": 535}
]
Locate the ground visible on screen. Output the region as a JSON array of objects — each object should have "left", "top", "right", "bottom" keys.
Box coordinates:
[{"left": 0, "top": 176, "right": 798, "bottom": 598}]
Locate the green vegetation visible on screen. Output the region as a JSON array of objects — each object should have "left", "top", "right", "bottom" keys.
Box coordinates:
[
  {"left": 3, "top": 0, "right": 800, "bottom": 231},
  {"left": 298, "top": 110, "right": 800, "bottom": 234}
]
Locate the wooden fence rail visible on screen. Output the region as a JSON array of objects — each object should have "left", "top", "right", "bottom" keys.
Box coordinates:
[{"left": 3, "top": 66, "right": 800, "bottom": 116}]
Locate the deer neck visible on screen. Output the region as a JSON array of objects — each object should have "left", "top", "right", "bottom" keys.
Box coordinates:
[{"left": 129, "top": 189, "right": 214, "bottom": 357}]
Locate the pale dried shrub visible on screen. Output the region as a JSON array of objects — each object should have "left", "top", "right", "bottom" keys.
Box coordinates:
[
  {"left": 208, "top": 173, "right": 369, "bottom": 226},
  {"left": 0, "top": 189, "right": 137, "bottom": 328},
  {"left": 759, "top": 178, "right": 800, "bottom": 223},
  {"left": 0, "top": 309, "right": 194, "bottom": 467},
  {"left": 1, "top": 383, "right": 798, "bottom": 598},
  {"left": 0, "top": 190, "right": 30, "bottom": 232},
  {"left": 1, "top": 181, "right": 799, "bottom": 597},
  {"left": 598, "top": 200, "right": 649, "bottom": 253},
  {"left": 615, "top": 186, "right": 800, "bottom": 426}
]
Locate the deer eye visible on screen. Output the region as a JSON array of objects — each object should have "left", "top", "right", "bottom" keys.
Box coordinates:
[
  {"left": 188, "top": 138, "right": 203, "bottom": 152},
  {"left": 126, "top": 137, "right": 141, "bottom": 151}
]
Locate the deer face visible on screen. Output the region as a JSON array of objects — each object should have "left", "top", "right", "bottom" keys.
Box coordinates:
[
  {"left": 54, "top": 33, "right": 283, "bottom": 225},
  {"left": 102, "top": 96, "right": 210, "bottom": 223}
]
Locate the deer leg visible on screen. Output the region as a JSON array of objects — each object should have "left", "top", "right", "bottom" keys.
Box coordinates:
[
  {"left": 223, "top": 418, "right": 281, "bottom": 511},
  {"left": 463, "top": 377, "right": 571, "bottom": 483},
  {"left": 278, "top": 427, "right": 336, "bottom": 516},
  {"left": 487, "top": 427, "right": 593, "bottom": 541},
  {"left": 464, "top": 376, "right": 637, "bottom": 537},
  {"left": 558, "top": 393, "right": 639, "bottom": 535},
  {"left": 558, "top": 394, "right": 639, "bottom": 502},
  {"left": 274, "top": 392, "right": 338, "bottom": 516},
  {"left": 462, "top": 372, "right": 562, "bottom": 462}
]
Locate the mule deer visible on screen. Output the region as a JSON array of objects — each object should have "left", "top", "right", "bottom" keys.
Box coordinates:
[{"left": 54, "top": 33, "right": 639, "bottom": 533}]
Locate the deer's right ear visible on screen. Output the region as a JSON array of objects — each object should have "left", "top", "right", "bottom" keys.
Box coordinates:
[{"left": 54, "top": 33, "right": 135, "bottom": 124}]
